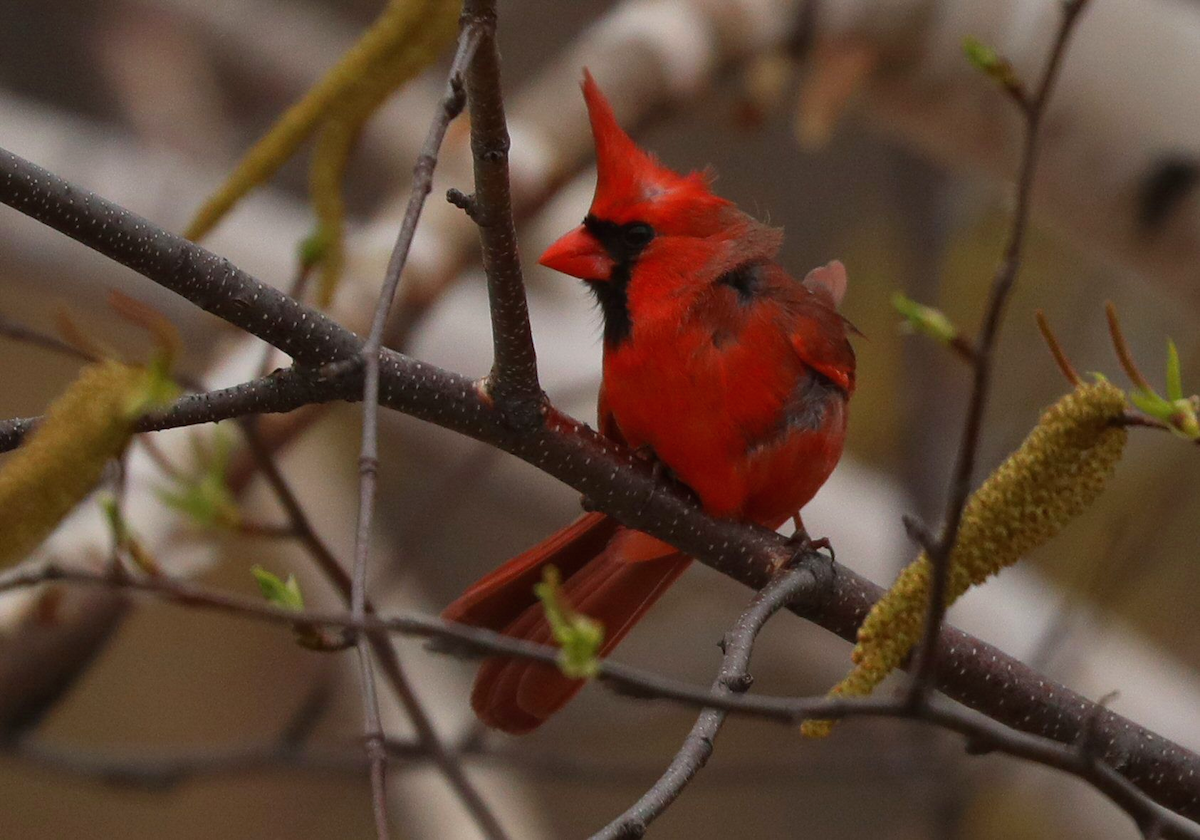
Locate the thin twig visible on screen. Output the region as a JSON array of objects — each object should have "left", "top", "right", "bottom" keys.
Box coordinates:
[
  {"left": 908, "top": 0, "right": 1093, "bottom": 701},
  {"left": 948, "top": 334, "right": 979, "bottom": 364},
  {"left": 0, "top": 363, "right": 359, "bottom": 454},
  {"left": 0, "top": 314, "right": 96, "bottom": 364},
  {"left": 13, "top": 678, "right": 345, "bottom": 790},
  {"left": 1, "top": 562, "right": 1194, "bottom": 840},
  {"left": 345, "top": 25, "right": 503, "bottom": 840},
  {"left": 459, "top": 0, "right": 543, "bottom": 422},
  {"left": 240, "top": 420, "right": 509, "bottom": 840},
  {"left": 593, "top": 565, "right": 818, "bottom": 840}
]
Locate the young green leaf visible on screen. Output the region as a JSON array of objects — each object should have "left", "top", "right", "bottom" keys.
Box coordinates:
[
  {"left": 251, "top": 565, "right": 305, "bottom": 612},
  {"left": 892, "top": 292, "right": 959, "bottom": 345},
  {"left": 1166, "top": 339, "right": 1183, "bottom": 402},
  {"left": 534, "top": 566, "right": 605, "bottom": 680},
  {"left": 1128, "top": 388, "right": 1170, "bottom": 418},
  {"left": 961, "top": 35, "right": 1024, "bottom": 100},
  {"left": 962, "top": 36, "right": 1001, "bottom": 74},
  {"left": 158, "top": 428, "right": 239, "bottom": 529},
  {"left": 298, "top": 227, "right": 332, "bottom": 270}
]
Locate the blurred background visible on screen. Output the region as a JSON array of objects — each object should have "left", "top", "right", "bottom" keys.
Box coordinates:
[{"left": 2, "top": 0, "right": 1199, "bottom": 837}]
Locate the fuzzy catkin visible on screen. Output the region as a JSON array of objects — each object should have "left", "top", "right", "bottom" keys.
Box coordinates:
[
  {"left": 0, "top": 361, "right": 161, "bottom": 568},
  {"left": 186, "top": 0, "right": 461, "bottom": 251},
  {"left": 310, "top": 0, "right": 461, "bottom": 306},
  {"left": 802, "top": 381, "right": 1127, "bottom": 737}
]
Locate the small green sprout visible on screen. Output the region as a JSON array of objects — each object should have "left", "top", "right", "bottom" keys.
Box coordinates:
[
  {"left": 298, "top": 227, "right": 333, "bottom": 270},
  {"left": 158, "top": 428, "right": 240, "bottom": 529},
  {"left": 962, "top": 36, "right": 1026, "bottom": 101},
  {"left": 252, "top": 565, "right": 305, "bottom": 612},
  {"left": 1125, "top": 342, "right": 1200, "bottom": 440},
  {"left": 892, "top": 292, "right": 959, "bottom": 345},
  {"left": 100, "top": 495, "right": 159, "bottom": 575},
  {"left": 251, "top": 566, "right": 352, "bottom": 652},
  {"left": 534, "top": 566, "right": 605, "bottom": 680}
]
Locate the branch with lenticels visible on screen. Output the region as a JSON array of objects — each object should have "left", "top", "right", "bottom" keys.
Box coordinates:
[{"left": 1, "top": 146, "right": 1199, "bottom": 830}]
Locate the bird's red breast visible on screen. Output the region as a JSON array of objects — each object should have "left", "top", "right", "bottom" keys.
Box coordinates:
[{"left": 541, "top": 69, "right": 856, "bottom": 525}]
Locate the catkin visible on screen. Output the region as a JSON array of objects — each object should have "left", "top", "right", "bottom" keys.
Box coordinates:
[
  {"left": 186, "top": 0, "right": 461, "bottom": 265},
  {"left": 802, "top": 381, "right": 1127, "bottom": 737},
  {"left": 0, "top": 361, "right": 172, "bottom": 568},
  {"left": 310, "top": 0, "right": 460, "bottom": 306}
]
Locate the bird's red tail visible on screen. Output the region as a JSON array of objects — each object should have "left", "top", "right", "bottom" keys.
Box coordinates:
[{"left": 441, "top": 512, "right": 689, "bottom": 734}]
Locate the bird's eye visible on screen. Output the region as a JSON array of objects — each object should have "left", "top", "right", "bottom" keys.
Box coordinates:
[{"left": 622, "top": 223, "right": 654, "bottom": 249}]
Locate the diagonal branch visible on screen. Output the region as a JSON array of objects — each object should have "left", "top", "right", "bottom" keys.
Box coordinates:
[
  {"left": 0, "top": 364, "right": 357, "bottom": 454},
  {"left": 592, "top": 565, "right": 819, "bottom": 840},
  {"left": 241, "top": 420, "right": 510, "bottom": 840},
  {"left": 0, "top": 152, "right": 361, "bottom": 366}
]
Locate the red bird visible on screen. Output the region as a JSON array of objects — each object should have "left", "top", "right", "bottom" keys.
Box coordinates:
[{"left": 442, "top": 71, "right": 856, "bottom": 734}]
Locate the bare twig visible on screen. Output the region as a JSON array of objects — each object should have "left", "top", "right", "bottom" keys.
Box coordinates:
[
  {"left": 240, "top": 421, "right": 509, "bottom": 840},
  {"left": 10, "top": 676, "right": 337, "bottom": 790},
  {"left": 459, "top": 0, "right": 543, "bottom": 421},
  {"left": 344, "top": 24, "right": 495, "bottom": 840},
  {"left": 908, "top": 0, "right": 1093, "bottom": 701},
  {"left": 0, "top": 314, "right": 96, "bottom": 364},
  {"left": 0, "top": 363, "right": 359, "bottom": 454},
  {"left": 1, "top": 562, "right": 1194, "bottom": 840},
  {"left": 7, "top": 675, "right": 432, "bottom": 791},
  {"left": 0, "top": 307, "right": 512, "bottom": 837},
  {"left": 592, "top": 565, "right": 819, "bottom": 840}
]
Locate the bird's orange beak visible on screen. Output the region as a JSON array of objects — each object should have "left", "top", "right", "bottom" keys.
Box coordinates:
[{"left": 538, "top": 225, "right": 612, "bottom": 281}]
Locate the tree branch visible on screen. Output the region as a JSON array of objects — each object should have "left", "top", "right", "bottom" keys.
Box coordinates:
[
  {"left": 0, "top": 150, "right": 361, "bottom": 366},
  {"left": 592, "top": 565, "right": 819, "bottom": 840},
  {"left": 0, "top": 364, "right": 356, "bottom": 453},
  {"left": 459, "top": 0, "right": 543, "bottom": 421}
]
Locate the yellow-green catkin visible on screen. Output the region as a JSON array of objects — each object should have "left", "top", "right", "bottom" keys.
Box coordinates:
[
  {"left": 186, "top": 0, "right": 461, "bottom": 255},
  {"left": 0, "top": 361, "right": 176, "bottom": 568},
  {"left": 801, "top": 381, "right": 1127, "bottom": 738},
  {"left": 309, "top": 0, "right": 460, "bottom": 306}
]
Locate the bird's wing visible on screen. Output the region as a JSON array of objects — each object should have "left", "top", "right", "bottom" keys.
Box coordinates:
[{"left": 775, "top": 263, "right": 857, "bottom": 395}]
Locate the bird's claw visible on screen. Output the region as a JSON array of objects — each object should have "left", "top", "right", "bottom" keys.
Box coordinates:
[{"left": 777, "top": 528, "right": 835, "bottom": 572}]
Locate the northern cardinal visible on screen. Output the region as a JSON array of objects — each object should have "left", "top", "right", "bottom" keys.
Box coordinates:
[{"left": 442, "top": 71, "right": 856, "bottom": 734}]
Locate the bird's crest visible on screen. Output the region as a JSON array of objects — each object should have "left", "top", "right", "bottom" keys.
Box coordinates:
[{"left": 581, "top": 70, "right": 727, "bottom": 226}]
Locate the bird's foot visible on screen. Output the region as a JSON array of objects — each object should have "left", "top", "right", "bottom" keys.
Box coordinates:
[{"left": 777, "top": 525, "right": 836, "bottom": 572}]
